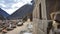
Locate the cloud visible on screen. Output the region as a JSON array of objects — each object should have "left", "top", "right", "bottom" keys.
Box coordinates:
[
  {"left": 20, "top": 0, "right": 32, "bottom": 5},
  {"left": 14, "top": 0, "right": 21, "bottom": 2},
  {"left": 2, "top": 2, "right": 26, "bottom": 15},
  {"left": 12, "top": 2, "right": 25, "bottom": 8},
  {"left": 0, "top": 0, "right": 5, "bottom": 3},
  {"left": 0, "top": 0, "right": 33, "bottom": 15},
  {"left": 11, "top": 0, "right": 33, "bottom": 9},
  {"left": 2, "top": 8, "right": 18, "bottom": 15},
  {"left": 0, "top": 3, "right": 6, "bottom": 7}
]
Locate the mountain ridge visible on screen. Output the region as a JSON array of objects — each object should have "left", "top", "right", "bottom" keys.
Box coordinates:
[
  {"left": 0, "top": 8, "right": 9, "bottom": 18},
  {"left": 7, "top": 4, "right": 34, "bottom": 20}
]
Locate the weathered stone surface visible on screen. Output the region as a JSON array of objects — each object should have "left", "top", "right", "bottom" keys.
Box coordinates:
[{"left": 33, "top": 0, "right": 47, "bottom": 34}]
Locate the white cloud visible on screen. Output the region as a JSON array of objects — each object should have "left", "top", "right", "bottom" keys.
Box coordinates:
[
  {"left": 14, "top": 0, "right": 21, "bottom": 2},
  {"left": 2, "top": 8, "right": 18, "bottom": 15},
  {"left": 0, "top": 0, "right": 5, "bottom": 3},
  {"left": 12, "top": 0, "right": 33, "bottom": 8},
  {"left": 0, "top": 0, "right": 33, "bottom": 15},
  {"left": 12, "top": 2, "right": 26, "bottom": 8},
  {"left": 1, "top": 2, "right": 26, "bottom": 15},
  {"left": 21, "top": 0, "right": 32, "bottom": 5},
  {"left": 0, "top": 3, "right": 6, "bottom": 7}
]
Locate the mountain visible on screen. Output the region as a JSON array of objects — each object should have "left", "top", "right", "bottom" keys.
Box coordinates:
[
  {"left": 0, "top": 8, "right": 9, "bottom": 19},
  {"left": 7, "top": 4, "right": 34, "bottom": 20}
]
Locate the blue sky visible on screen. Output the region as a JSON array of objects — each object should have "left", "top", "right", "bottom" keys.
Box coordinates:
[{"left": 0, "top": 0, "right": 33, "bottom": 15}]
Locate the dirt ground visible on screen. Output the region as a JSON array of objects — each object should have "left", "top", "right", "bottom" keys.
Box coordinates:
[{"left": 0, "top": 21, "right": 32, "bottom": 34}]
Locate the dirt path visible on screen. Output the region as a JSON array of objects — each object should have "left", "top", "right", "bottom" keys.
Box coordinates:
[{"left": 0, "top": 21, "right": 32, "bottom": 34}]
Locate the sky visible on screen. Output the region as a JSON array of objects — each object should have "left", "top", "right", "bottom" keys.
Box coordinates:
[{"left": 0, "top": 0, "right": 33, "bottom": 15}]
